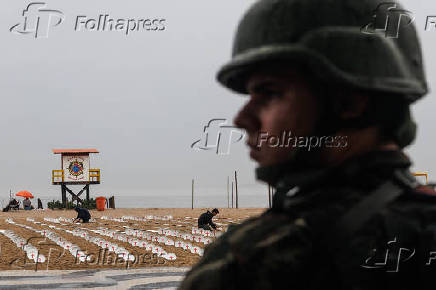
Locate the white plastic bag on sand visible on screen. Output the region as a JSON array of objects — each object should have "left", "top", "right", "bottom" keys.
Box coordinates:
[
  {"left": 164, "top": 253, "right": 177, "bottom": 260},
  {"left": 184, "top": 243, "right": 192, "bottom": 251},
  {"left": 191, "top": 246, "right": 201, "bottom": 255},
  {"left": 109, "top": 244, "right": 118, "bottom": 252},
  {"left": 165, "top": 239, "right": 175, "bottom": 246},
  {"left": 130, "top": 239, "right": 140, "bottom": 247},
  {"left": 36, "top": 255, "right": 46, "bottom": 263},
  {"left": 203, "top": 238, "right": 212, "bottom": 245},
  {"left": 76, "top": 251, "right": 86, "bottom": 260}
]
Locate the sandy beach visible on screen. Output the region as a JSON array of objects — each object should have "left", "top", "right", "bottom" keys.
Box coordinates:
[{"left": 0, "top": 208, "right": 265, "bottom": 271}]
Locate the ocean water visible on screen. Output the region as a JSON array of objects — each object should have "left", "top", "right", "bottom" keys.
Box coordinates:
[{"left": 2, "top": 186, "right": 270, "bottom": 209}]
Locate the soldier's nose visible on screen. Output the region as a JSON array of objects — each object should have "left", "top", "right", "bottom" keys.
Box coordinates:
[{"left": 234, "top": 101, "right": 260, "bottom": 134}]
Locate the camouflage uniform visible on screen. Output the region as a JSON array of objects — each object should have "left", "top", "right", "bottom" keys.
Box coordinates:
[
  {"left": 180, "top": 151, "right": 436, "bottom": 289},
  {"left": 180, "top": 0, "right": 434, "bottom": 288}
]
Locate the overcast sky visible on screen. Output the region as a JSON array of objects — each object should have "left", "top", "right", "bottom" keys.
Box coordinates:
[{"left": 1, "top": 0, "right": 436, "bottom": 204}]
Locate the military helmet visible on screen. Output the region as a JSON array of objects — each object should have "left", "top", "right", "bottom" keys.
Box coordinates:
[{"left": 217, "top": 0, "right": 428, "bottom": 103}]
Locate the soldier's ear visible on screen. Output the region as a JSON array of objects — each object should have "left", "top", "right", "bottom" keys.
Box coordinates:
[{"left": 334, "top": 92, "right": 369, "bottom": 120}]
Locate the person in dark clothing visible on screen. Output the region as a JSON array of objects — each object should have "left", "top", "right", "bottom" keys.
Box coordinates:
[
  {"left": 73, "top": 207, "right": 91, "bottom": 223},
  {"left": 198, "top": 208, "right": 219, "bottom": 231},
  {"left": 37, "top": 198, "right": 43, "bottom": 209},
  {"left": 179, "top": 0, "right": 436, "bottom": 289},
  {"left": 3, "top": 198, "right": 19, "bottom": 212}
]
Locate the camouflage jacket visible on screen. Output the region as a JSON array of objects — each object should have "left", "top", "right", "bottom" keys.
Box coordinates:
[{"left": 179, "top": 150, "right": 436, "bottom": 290}]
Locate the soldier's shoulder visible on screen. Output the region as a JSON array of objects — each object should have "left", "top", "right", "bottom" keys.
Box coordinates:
[
  {"left": 389, "top": 184, "right": 436, "bottom": 216},
  {"left": 199, "top": 208, "right": 313, "bottom": 264},
  {"left": 180, "top": 210, "right": 313, "bottom": 289},
  {"left": 199, "top": 210, "right": 276, "bottom": 261},
  {"left": 213, "top": 209, "right": 298, "bottom": 243},
  {"left": 371, "top": 184, "right": 436, "bottom": 240}
]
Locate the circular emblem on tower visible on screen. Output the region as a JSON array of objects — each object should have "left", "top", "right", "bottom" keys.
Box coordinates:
[{"left": 68, "top": 160, "right": 84, "bottom": 177}]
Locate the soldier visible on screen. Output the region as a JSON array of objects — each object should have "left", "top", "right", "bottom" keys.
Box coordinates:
[{"left": 180, "top": 0, "right": 436, "bottom": 289}]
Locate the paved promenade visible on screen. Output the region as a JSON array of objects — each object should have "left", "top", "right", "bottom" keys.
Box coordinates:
[{"left": 0, "top": 267, "right": 189, "bottom": 289}]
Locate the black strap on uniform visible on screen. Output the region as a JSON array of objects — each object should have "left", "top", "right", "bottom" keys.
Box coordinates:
[
  {"left": 324, "top": 169, "right": 418, "bottom": 287},
  {"left": 333, "top": 169, "right": 418, "bottom": 241}
]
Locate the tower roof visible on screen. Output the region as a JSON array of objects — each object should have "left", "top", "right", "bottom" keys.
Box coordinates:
[{"left": 52, "top": 149, "right": 99, "bottom": 154}]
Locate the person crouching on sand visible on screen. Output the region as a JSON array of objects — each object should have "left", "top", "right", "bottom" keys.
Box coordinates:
[
  {"left": 198, "top": 208, "right": 219, "bottom": 231},
  {"left": 73, "top": 207, "right": 91, "bottom": 223}
]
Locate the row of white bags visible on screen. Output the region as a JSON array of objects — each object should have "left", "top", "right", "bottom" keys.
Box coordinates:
[
  {"left": 19, "top": 218, "right": 88, "bottom": 262},
  {"left": 39, "top": 219, "right": 177, "bottom": 261},
  {"left": 122, "top": 215, "right": 173, "bottom": 221},
  {"left": 69, "top": 228, "right": 134, "bottom": 261},
  {"left": 122, "top": 227, "right": 204, "bottom": 256},
  {"left": 100, "top": 216, "right": 126, "bottom": 223},
  {"left": 155, "top": 228, "right": 213, "bottom": 245},
  {"left": 31, "top": 220, "right": 132, "bottom": 262},
  {"left": 91, "top": 227, "right": 177, "bottom": 260},
  {"left": 43, "top": 217, "right": 60, "bottom": 224},
  {"left": 0, "top": 229, "right": 46, "bottom": 263}
]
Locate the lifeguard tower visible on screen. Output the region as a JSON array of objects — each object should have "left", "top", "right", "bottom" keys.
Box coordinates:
[{"left": 52, "top": 149, "right": 101, "bottom": 208}]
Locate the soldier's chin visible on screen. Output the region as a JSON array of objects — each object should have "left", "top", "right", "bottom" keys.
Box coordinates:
[
  {"left": 249, "top": 148, "right": 261, "bottom": 163},
  {"left": 250, "top": 149, "right": 273, "bottom": 167}
]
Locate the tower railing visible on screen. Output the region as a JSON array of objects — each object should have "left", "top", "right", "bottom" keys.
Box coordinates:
[
  {"left": 89, "top": 169, "right": 101, "bottom": 183},
  {"left": 52, "top": 170, "right": 64, "bottom": 183}
]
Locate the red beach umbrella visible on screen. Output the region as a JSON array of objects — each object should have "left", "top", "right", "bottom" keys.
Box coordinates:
[{"left": 16, "top": 191, "right": 34, "bottom": 199}]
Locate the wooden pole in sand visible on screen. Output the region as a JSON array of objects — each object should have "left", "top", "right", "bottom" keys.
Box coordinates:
[
  {"left": 234, "top": 171, "right": 239, "bottom": 209},
  {"left": 227, "top": 176, "right": 230, "bottom": 208},
  {"left": 231, "top": 181, "right": 234, "bottom": 208},
  {"left": 191, "top": 179, "right": 194, "bottom": 209}
]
